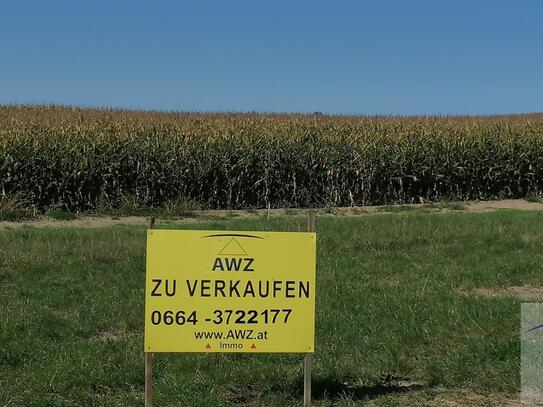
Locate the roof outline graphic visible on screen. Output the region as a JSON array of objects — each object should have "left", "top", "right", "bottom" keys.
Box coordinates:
[
  {"left": 527, "top": 323, "right": 543, "bottom": 333},
  {"left": 202, "top": 233, "right": 263, "bottom": 239}
]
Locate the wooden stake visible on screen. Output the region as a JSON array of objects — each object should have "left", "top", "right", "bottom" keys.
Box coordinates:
[
  {"left": 145, "top": 352, "right": 153, "bottom": 407},
  {"left": 307, "top": 211, "right": 316, "bottom": 233},
  {"left": 304, "top": 353, "right": 313, "bottom": 407},
  {"left": 304, "top": 212, "right": 316, "bottom": 407},
  {"left": 145, "top": 216, "right": 155, "bottom": 407}
]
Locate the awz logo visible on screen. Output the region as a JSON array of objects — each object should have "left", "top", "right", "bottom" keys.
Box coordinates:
[
  {"left": 212, "top": 257, "right": 254, "bottom": 272},
  {"left": 203, "top": 233, "right": 262, "bottom": 273}
]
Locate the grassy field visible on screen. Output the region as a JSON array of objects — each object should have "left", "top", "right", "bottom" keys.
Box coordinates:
[{"left": 1, "top": 210, "right": 543, "bottom": 406}]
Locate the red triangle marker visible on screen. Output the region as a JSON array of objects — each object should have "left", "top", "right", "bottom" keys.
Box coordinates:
[
  {"left": 250, "top": 343, "right": 256, "bottom": 349},
  {"left": 205, "top": 343, "right": 211, "bottom": 349}
]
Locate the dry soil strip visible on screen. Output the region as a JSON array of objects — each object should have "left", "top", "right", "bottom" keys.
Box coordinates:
[{"left": 1, "top": 199, "right": 543, "bottom": 230}]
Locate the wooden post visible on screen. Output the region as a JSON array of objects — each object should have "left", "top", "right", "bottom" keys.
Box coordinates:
[
  {"left": 304, "top": 353, "right": 313, "bottom": 407},
  {"left": 145, "top": 216, "right": 155, "bottom": 407},
  {"left": 145, "top": 352, "right": 153, "bottom": 407},
  {"left": 307, "top": 212, "right": 316, "bottom": 234},
  {"left": 304, "top": 212, "right": 316, "bottom": 407}
]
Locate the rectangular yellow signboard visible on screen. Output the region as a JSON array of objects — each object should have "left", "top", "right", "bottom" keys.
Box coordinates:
[{"left": 144, "top": 229, "right": 316, "bottom": 353}]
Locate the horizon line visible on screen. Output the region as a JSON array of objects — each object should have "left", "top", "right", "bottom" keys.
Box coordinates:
[{"left": 1, "top": 102, "right": 543, "bottom": 119}]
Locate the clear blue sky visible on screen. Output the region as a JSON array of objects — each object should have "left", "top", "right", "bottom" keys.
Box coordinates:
[{"left": 1, "top": 0, "right": 542, "bottom": 115}]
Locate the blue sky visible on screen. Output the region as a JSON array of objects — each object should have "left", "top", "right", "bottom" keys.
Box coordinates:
[{"left": 1, "top": 0, "right": 542, "bottom": 115}]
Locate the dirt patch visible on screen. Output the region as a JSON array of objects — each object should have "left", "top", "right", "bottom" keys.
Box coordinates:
[
  {"left": 91, "top": 327, "right": 129, "bottom": 342},
  {"left": 465, "top": 199, "right": 543, "bottom": 212},
  {"left": 0, "top": 215, "right": 199, "bottom": 230},
  {"left": 366, "top": 389, "right": 541, "bottom": 406},
  {"left": 428, "top": 391, "right": 539, "bottom": 407},
  {"left": 1, "top": 199, "right": 542, "bottom": 230},
  {"left": 470, "top": 286, "right": 543, "bottom": 301}
]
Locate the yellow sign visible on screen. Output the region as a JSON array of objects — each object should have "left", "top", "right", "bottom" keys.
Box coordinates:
[{"left": 144, "top": 230, "right": 316, "bottom": 353}]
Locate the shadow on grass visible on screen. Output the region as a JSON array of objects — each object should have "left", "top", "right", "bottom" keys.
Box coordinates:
[
  {"left": 309, "top": 375, "right": 427, "bottom": 402},
  {"left": 223, "top": 376, "right": 427, "bottom": 405}
]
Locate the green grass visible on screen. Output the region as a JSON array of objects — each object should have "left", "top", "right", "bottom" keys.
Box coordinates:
[
  {"left": 376, "top": 202, "right": 466, "bottom": 213},
  {"left": 421, "top": 202, "right": 466, "bottom": 211},
  {"left": 526, "top": 194, "right": 543, "bottom": 204},
  {"left": 0, "top": 196, "right": 33, "bottom": 221},
  {"left": 283, "top": 208, "right": 298, "bottom": 216},
  {"left": 45, "top": 209, "right": 78, "bottom": 221},
  {"left": 1, "top": 211, "right": 542, "bottom": 406},
  {"left": 0, "top": 208, "right": 33, "bottom": 221},
  {"left": 376, "top": 205, "right": 420, "bottom": 213}
]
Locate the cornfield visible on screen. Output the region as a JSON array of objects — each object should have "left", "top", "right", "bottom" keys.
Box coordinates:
[{"left": 1, "top": 105, "right": 543, "bottom": 212}]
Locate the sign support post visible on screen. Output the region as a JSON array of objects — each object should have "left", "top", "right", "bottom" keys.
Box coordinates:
[
  {"left": 145, "top": 352, "right": 152, "bottom": 406},
  {"left": 304, "top": 353, "right": 312, "bottom": 407},
  {"left": 145, "top": 216, "right": 155, "bottom": 407},
  {"left": 304, "top": 212, "right": 316, "bottom": 407}
]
